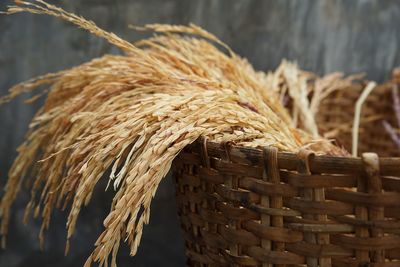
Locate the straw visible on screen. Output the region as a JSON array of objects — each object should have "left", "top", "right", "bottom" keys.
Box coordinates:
[
  {"left": 0, "top": 1, "right": 347, "bottom": 266},
  {"left": 352, "top": 82, "right": 377, "bottom": 156}
]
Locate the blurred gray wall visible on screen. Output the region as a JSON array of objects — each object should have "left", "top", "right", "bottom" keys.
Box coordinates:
[{"left": 1, "top": 0, "right": 399, "bottom": 266}]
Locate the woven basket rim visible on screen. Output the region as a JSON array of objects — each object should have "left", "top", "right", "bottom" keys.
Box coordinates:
[{"left": 183, "top": 139, "right": 400, "bottom": 176}]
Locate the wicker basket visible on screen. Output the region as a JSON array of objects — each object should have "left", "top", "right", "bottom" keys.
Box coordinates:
[{"left": 172, "top": 82, "right": 400, "bottom": 266}]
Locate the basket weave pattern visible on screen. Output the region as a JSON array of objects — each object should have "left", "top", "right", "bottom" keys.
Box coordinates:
[
  {"left": 173, "top": 141, "right": 400, "bottom": 266},
  {"left": 317, "top": 79, "right": 400, "bottom": 157}
]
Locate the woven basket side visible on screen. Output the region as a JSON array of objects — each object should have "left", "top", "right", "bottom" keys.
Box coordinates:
[{"left": 173, "top": 141, "right": 400, "bottom": 266}]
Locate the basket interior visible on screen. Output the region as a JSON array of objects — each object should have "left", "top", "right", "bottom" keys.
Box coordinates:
[{"left": 317, "top": 79, "right": 400, "bottom": 158}]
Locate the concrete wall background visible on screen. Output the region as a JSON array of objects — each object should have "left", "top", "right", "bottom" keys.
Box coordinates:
[{"left": 0, "top": 0, "right": 399, "bottom": 266}]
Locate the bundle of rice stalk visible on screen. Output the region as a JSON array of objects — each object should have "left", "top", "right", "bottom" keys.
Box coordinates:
[
  {"left": 264, "top": 60, "right": 363, "bottom": 138},
  {"left": 0, "top": 1, "right": 347, "bottom": 266}
]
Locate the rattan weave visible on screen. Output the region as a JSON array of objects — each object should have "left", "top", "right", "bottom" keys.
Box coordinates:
[
  {"left": 173, "top": 80, "right": 400, "bottom": 266},
  {"left": 317, "top": 75, "right": 400, "bottom": 157}
]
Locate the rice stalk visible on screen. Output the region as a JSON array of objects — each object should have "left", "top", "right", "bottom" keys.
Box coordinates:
[
  {"left": 265, "top": 60, "right": 361, "bottom": 138},
  {"left": 0, "top": 1, "right": 347, "bottom": 266}
]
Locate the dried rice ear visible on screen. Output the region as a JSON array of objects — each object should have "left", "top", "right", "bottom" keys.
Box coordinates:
[
  {"left": 6, "top": 0, "right": 139, "bottom": 54},
  {"left": 129, "top": 23, "right": 234, "bottom": 55},
  {"left": 0, "top": 71, "right": 64, "bottom": 104},
  {"left": 0, "top": 1, "right": 345, "bottom": 267},
  {"left": 265, "top": 60, "right": 360, "bottom": 138}
]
